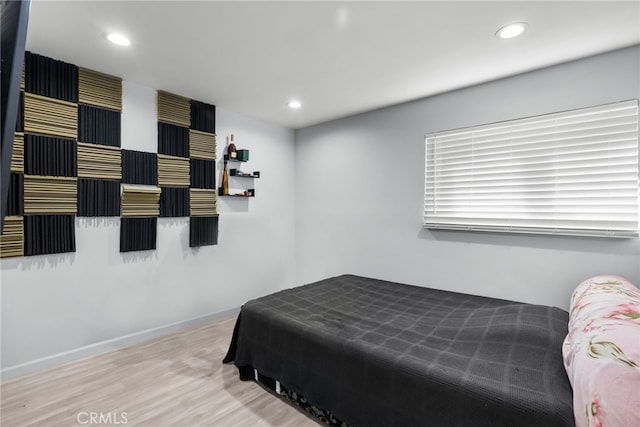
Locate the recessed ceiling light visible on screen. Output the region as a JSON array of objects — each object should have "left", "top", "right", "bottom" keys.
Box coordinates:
[
  {"left": 495, "top": 23, "right": 528, "bottom": 39},
  {"left": 106, "top": 33, "right": 131, "bottom": 46},
  {"left": 287, "top": 100, "right": 302, "bottom": 109}
]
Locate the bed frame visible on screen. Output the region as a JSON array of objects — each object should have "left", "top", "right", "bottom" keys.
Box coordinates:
[{"left": 224, "top": 275, "right": 574, "bottom": 426}]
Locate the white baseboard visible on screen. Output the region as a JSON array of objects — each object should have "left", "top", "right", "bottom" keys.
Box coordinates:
[{"left": 1, "top": 307, "right": 240, "bottom": 382}]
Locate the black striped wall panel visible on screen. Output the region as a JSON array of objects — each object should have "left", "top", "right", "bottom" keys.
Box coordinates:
[
  {"left": 120, "top": 217, "right": 157, "bottom": 252},
  {"left": 0, "top": 216, "right": 24, "bottom": 258},
  {"left": 190, "top": 101, "right": 216, "bottom": 133},
  {"left": 11, "top": 132, "right": 24, "bottom": 173},
  {"left": 158, "top": 154, "right": 190, "bottom": 187},
  {"left": 190, "top": 159, "right": 215, "bottom": 189},
  {"left": 16, "top": 91, "right": 24, "bottom": 132},
  {"left": 77, "top": 142, "right": 121, "bottom": 180},
  {"left": 158, "top": 122, "right": 189, "bottom": 157},
  {"left": 189, "top": 216, "right": 218, "bottom": 247},
  {"left": 24, "top": 51, "right": 78, "bottom": 103},
  {"left": 24, "top": 215, "right": 76, "bottom": 256},
  {"left": 78, "top": 179, "right": 121, "bottom": 217},
  {"left": 189, "top": 130, "right": 216, "bottom": 160},
  {"left": 24, "top": 176, "right": 77, "bottom": 214},
  {"left": 160, "top": 187, "right": 189, "bottom": 217},
  {"left": 78, "top": 68, "right": 122, "bottom": 111},
  {"left": 121, "top": 150, "right": 158, "bottom": 185},
  {"left": 24, "top": 135, "right": 77, "bottom": 177},
  {"left": 78, "top": 104, "right": 121, "bottom": 147},
  {"left": 23, "top": 93, "right": 78, "bottom": 139},
  {"left": 8, "top": 173, "right": 24, "bottom": 216},
  {"left": 157, "top": 91, "right": 190, "bottom": 127}
]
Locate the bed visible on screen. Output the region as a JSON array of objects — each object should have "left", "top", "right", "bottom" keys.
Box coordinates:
[{"left": 223, "top": 274, "right": 574, "bottom": 427}]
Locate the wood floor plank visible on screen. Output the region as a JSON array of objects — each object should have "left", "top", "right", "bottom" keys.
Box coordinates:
[{"left": 1, "top": 315, "right": 320, "bottom": 427}]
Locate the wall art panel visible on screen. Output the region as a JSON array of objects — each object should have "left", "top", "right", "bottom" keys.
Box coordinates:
[
  {"left": 77, "top": 179, "right": 121, "bottom": 217},
  {"left": 24, "top": 135, "right": 76, "bottom": 177},
  {"left": 158, "top": 122, "right": 189, "bottom": 158},
  {"left": 120, "top": 217, "right": 157, "bottom": 252},
  {"left": 121, "top": 150, "right": 158, "bottom": 185},
  {"left": 0, "top": 216, "right": 24, "bottom": 258},
  {"left": 159, "top": 187, "right": 189, "bottom": 218},
  {"left": 189, "top": 215, "right": 218, "bottom": 247},
  {"left": 24, "top": 214, "right": 76, "bottom": 256},
  {"left": 78, "top": 68, "right": 122, "bottom": 111}
]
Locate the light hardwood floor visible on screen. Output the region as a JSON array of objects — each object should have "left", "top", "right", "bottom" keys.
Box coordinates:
[{"left": 1, "top": 315, "right": 320, "bottom": 427}]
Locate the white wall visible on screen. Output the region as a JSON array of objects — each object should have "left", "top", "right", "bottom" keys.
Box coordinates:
[
  {"left": 0, "top": 82, "right": 296, "bottom": 375},
  {"left": 3, "top": 46, "right": 639, "bottom": 378},
  {"left": 295, "top": 46, "right": 640, "bottom": 310}
]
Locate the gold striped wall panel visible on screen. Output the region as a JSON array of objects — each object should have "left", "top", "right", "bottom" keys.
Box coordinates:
[
  {"left": 20, "top": 64, "right": 25, "bottom": 90},
  {"left": 0, "top": 216, "right": 24, "bottom": 258},
  {"left": 122, "top": 187, "right": 161, "bottom": 217},
  {"left": 158, "top": 91, "right": 190, "bottom": 127},
  {"left": 24, "top": 175, "right": 77, "bottom": 214},
  {"left": 158, "top": 154, "right": 190, "bottom": 187},
  {"left": 189, "top": 130, "right": 216, "bottom": 160},
  {"left": 11, "top": 132, "right": 24, "bottom": 173},
  {"left": 190, "top": 189, "right": 217, "bottom": 216},
  {"left": 23, "top": 93, "right": 77, "bottom": 138},
  {"left": 77, "top": 142, "right": 122, "bottom": 179},
  {"left": 78, "top": 68, "right": 122, "bottom": 111}
]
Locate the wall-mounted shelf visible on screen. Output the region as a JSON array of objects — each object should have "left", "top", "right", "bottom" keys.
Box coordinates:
[
  {"left": 223, "top": 155, "right": 246, "bottom": 162},
  {"left": 222, "top": 140, "right": 255, "bottom": 199},
  {"left": 218, "top": 187, "right": 255, "bottom": 197},
  {"left": 230, "top": 169, "right": 260, "bottom": 178}
]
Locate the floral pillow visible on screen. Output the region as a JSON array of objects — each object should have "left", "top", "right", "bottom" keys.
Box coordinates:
[{"left": 563, "top": 275, "right": 640, "bottom": 427}]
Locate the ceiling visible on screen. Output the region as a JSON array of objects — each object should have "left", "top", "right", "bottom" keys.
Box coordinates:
[{"left": 25, "top": 1, "right": 640, "bottom": 129}]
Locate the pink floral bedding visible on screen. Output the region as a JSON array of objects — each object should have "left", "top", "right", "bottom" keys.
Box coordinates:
[{"left": 563, "top": 275, "right": 640, "bottom": 427}]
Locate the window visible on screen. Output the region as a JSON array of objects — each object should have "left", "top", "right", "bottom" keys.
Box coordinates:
[{"left": 424, "top": 100, "right": 639, "bottom": 237}]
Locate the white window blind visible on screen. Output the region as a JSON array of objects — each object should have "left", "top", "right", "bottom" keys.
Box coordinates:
[{"left": 424, "top": 100, "right": 639, "bottom": 237}]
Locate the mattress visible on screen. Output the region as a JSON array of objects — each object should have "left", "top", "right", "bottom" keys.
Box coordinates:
[{"left": 224, "top": 274, "right": 574, "bottom": 427}]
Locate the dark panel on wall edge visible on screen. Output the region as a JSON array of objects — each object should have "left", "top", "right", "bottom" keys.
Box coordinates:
[
  {"left": 7, "top": 173, "right": 23, "bottom": 216},
  {"left": 15, "top": 91, "right": 24, "bottom": 132}
]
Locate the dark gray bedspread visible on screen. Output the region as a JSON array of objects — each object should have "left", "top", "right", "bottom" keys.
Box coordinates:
[{"left": 224, "top": 274, "right": 574, "bottom": 427}]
